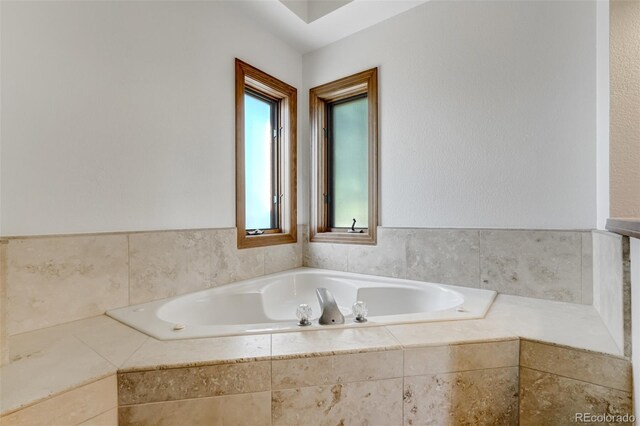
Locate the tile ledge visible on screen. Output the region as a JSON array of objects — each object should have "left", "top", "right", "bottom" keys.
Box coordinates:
[{"left": 3, "top": 291, "right": 623, "bottom": 415}]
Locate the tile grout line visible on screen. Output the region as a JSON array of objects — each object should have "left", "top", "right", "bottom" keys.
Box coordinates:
[{"left": 519, "top": 365, "right": 631, "bottom": 394}]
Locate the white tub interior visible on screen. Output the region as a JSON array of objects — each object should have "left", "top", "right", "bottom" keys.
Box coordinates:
[{"left": 108, "top": 268, "right": 496, "bottom": 340}]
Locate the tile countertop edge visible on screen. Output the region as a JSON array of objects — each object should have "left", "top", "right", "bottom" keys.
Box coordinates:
[
  {"left": 2, "top": 292, "right": 626, "bottom": 415},
  {"left": 117, "top": 354, "right": 275, "bottom": 373},
  {"left": 606, "top": 218, "right": 640, "bottom": 240},
  {"left": 0, "top": 370, "right": 117, "bottom": 418}
]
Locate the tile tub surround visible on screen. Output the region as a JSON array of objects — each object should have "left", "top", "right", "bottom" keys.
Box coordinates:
[
  {"left": 592, "top": 231, "right": 630, "bottom": 356},
  {"left": 4, "top": 226, "right": 303, "bottom": 336},
  {"left": 3, "top": 291, "right": 632, "bottom": 425},
  {"left": 304, "top": 227, "right": 594, "bottom": 304},
  {"left": 1, "top": 376, "right": 118, "bottom": 426}
]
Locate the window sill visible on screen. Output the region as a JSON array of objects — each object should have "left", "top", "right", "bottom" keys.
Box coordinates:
[
  {"left": 237, "top": 230, "right": 297, "bottom": 249},
  {"left": 309, "top": 230, "right": 376, "bottom": 245}
]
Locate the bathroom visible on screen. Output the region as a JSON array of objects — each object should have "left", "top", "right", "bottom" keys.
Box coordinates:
[{"left": 0, "top": 0, "right": 639, "bottom": 424}]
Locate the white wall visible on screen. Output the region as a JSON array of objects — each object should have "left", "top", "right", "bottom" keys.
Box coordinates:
[
  {"left": 0, "top": 1, "right": 303, "bottom": 236},
  {"left": 303, "top": 1, "right": 597, "bottom": 229}
]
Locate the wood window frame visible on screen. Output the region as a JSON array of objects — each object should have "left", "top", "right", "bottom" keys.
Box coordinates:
[
  {"left": 235, "top": 59, "right": 297, "bottom": 249},
  {"left": 309, "top": 68, "right": 378, "bottom": 245}
]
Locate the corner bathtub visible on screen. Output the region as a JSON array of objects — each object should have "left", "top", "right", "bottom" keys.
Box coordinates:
[{"left": 107, "top": 268, "right": 496, "bottom": 340}]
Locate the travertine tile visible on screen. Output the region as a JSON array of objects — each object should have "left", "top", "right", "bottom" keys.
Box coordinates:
[
  {"left": 347, "top": 228, "right": 409, "bottom": 278},
  {"left": 386, "top": 319, "right": 515, "bottom": 348},
  {"left": 67, "top": 316, "right": 148, "bottom": 368},
  {"left": 272, "top": 350, "right": 403, "bottom": 390},
  {"left": 129, "top": 230, "right": 213, "bottom": 304},
  {"left": 581, "top": 231, "right": 593, "bottom": 304},
  {"left": 407, "top": 229, "right": 480, "bottom": 287},
  {"left": 0, "top": 240, "right": 8, "bottom": 366},
  {"left": 1, "top": 335, "right": 116, "bottom": 415},
  {"left": 520, "top": 340, "right": 631, "bottom": 392},
  {"left": 480, "top": 230, "right": 582, "bottom": 302},
  {"left": 622, "top": 236, "right": 631, "bottom": 357},
  {"left": 404, "top": 340, "right": 519, "bottom": 377},
  {"left": 211, "top": 228, "right": 265, "bottom": 285},
  {"left": 6, "top": 234, "right": 128, "bottom": 334},
  {"left": 118, "top": 361, "right": 270, "bottom": 405},
  {"left": 303, "top": 227, "right": 349, "bottom": 271},
  {"left": 487, "top": 294, "right": 621, "bottom": 355},
  {"left": 120, "top": 334, "right": 270, "bottom": 372},
  {"left": 303, "top": 241, "right": 349, "bottom": 271},
  {"left": 404, "top": 367, "right": 519, "bottom": 425},
  {"left": 1, "top": 375, "right": 117, "bottom": 425},
  {"left": 592, "top": 231, "right": 625, "bottom": 354},
  {"left": 272, "top": 378, "right": 403, "bottom": 426},
  {"left": 79, "top": 408, "right": 118, "bottom": 426},
  {"left": 519, "top": 367, "right": 633, "bottom": 426},
  {"left": 264, "top": 239, "right": 302, "bottom": 275},
  {"left": 271, "top": 327, "right": 400, "bottom": 359},
  {"left": 119, "top": 391, "right": 271, "bottom": 426},
  {"left": 9, "top": 315, "right": 147, "bottom": 369}
]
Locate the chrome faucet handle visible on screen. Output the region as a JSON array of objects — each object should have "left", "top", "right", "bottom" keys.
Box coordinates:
[
  {"left": 296, "top": 304, "right": 312, "bottom": 326},
  {"left": 316, "top": 288, "right": 345, "bottom": 325},
  {"left": 352, "top": 301, "right": 368, "bottom": 323}
]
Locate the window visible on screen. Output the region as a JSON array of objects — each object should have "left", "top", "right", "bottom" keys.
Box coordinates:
[
  {"left": 309, "top": 68, "right": 378, "bottom": 245},
  {"left": 235, "top": 59, "right": 297, "bottom": 249}
]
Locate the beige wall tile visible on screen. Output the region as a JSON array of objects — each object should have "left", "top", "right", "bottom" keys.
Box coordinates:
[
  {"left": 79, "top": 408, "right": 118, "bottom": 426},
  {"left": 272, "top": 378, "right": 403, "bottom": 426},
  {"left": 592, "top": 231, "right": 625, "bottom": 354},
  {"left": 119, "top": 391, "right": 270, "bottom": 426},
  {"left": 7, "top": 235, "right": 128, "bottom": 335},
  {"left": 129, "top": 230, "right": 213, "bottom": 304},
  {"left": 120, "top": 334, "right": 270, "bottom": 372},
  {"left": 519, "top": 367, "right": 633, "bottom": 426},
  {"left": 272, "top": 350, "right": 402, "bottom": 390},
  {"left": 1, "top": 240, "right": 8, "bottom": 366},
  {"left": 404, "top": 367, "right": 519, "bottom": 425},
  {"left": 264, "top": 240, "right": 302, "bottom": 275},
  {"left": 581, "top": 231, "right": 593, "bottom": 304},
  {"left": 520, "top": 340, "right": 631, "bottom": 392},
  {"left": 404, "top": 340, "right": 519, "bottom": 377},
  {"left": 272, "top": 327, "right": 400, "bottom": 359},
  {"left": 1, "top": 375, "right": 117, "bottom": 426},
  {"left": 407, "top": 229, "right": 480, "bottom": 287},
  {"left": 347, "top": 228, "right": 409, "bottom": 278},
  {"left": 211, "top": 228, "right": 265, "bottom": 285},
  {"left": 118, "top": 361, "right": 270, "bottom": 405},
  {"left": 480, "top": 230, "right": 583, "bottom": 302}
]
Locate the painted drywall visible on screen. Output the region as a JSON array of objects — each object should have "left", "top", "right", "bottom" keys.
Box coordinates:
[
  {"left": 303, "top": 1, "right": 597, "bottom": 229},
  {"left": 597, "top": 0, "right": 610, "bottom": 230},
  {"left": 610, "top": 0, "right": 640, "bottom": 218},
  {"left": 0, "top": 1, "right": 304, "bottom": 236}
]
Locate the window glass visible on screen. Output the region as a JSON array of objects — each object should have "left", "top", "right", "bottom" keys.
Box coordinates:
[
  {"left": 329, "top": 95, "right": 369, "bottom": 228},
  {"left": 244, "top": 92, "right": 275, "bottom": 230}
]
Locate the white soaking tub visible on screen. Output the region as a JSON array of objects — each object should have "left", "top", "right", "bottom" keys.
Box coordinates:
[{"left": 107, "top": 268, "right": 496, "bottom": 340}]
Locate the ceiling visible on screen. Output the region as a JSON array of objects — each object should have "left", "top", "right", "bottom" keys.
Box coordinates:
[{"left": 231, "top": 0, "right": 428, "bottom": 53}]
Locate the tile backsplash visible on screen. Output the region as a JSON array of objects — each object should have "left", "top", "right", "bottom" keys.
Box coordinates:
[
  {"left": 2, "top": 225, "right": 626, "bottom": 339},
  {"left": 5, "top": 228, "right": 303, "bottom": 336},
  {"left": 305, "top": 227, "right": 593, "bottom": 304}
]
